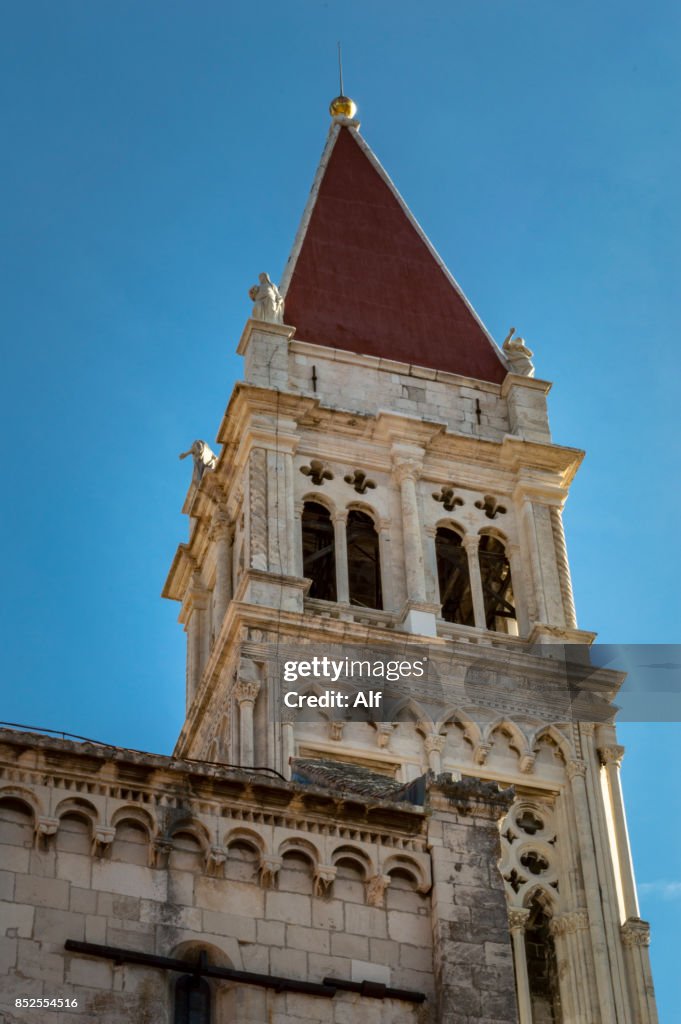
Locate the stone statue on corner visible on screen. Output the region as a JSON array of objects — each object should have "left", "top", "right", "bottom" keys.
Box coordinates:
[
  {"left": 178, "top": 440, "right": 218, "bottom": 484},
  {"left": 249, "top": 272, "right": 285, "bottom": 324},
  {"left": 503, "top": 327, "right": 535, "bottom": 377}
]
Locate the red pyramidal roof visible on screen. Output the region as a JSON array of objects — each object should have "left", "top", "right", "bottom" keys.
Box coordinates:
[{"left": 281, "top": 124, "right": 507, "bottom": 384}]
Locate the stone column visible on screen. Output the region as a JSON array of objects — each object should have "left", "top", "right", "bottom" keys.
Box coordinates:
[
  {"left": 281, "top": 719, "right": 295, "bottom": 779},
  {"left": 211, "top": 509, "right": 233, "bottom": 632},
  {"left": 393, "top": 457, "right": 428, "bottom": 604},
  {"left": 284, "top": 449, "right": 297, "bottom": 576},
  {"left": 249, "top": 447, "right": 268, "bottom": 571},
  {"left": 508, "top": 909, "right": 532, "bottom": 1024},
  {"left": 567, "top": 759, "right": 618, "bottom": 1024},
  {"left": 235, "top": 680, "right": 261, "bottom": 768},
  {"left": 518, "top": 495, "right": 549, "bottom": 624},
  {"left": 620, "top": 919, "right": 659, "bottom": 1024},
  {"left": 598, "top": 743, "right": 639, "bottom": 921},
  {"left": 377, "top": 517, "right": 395, "bottom": 612},
  {"left": 186, "top": 572, "right": 209, "bottom": 708},
  {"left": 292, "top": 501, "right": 304, "bottom": 577},
  {"left": 463, "top": 533, "right": 487, "bottom": 629},
  {"left": 550, "top": 505, "right": 577, "bottom": 629},
  {"left": 333, "top": 510, "right": 349, "bottom": 603},
  {"left": 423, "top": 734, "right": 445, "bottom": 774},
  {"left": 505, "top": 542, "right": 526, "bottom": 636}
]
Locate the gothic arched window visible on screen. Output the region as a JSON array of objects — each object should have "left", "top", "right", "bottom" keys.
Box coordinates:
[
  {"left": 346, "top": 510, "right": 382, "bottom": 609},
  {"left": 478, "top": 535, "right": 516, "bottom": 632},
  {"left": 435, "top": 527, "right": 474, "bottom": 626},
  {"left": 174, "top": 974, "right": 211, "bottom": 1024},
  {"left": 301, "top": 502, "right": 337, "bottom": 601}
]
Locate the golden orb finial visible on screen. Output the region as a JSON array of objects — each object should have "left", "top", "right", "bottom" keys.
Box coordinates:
[{"left": 329, "top": 95, "right": 357, "bottom": 119}]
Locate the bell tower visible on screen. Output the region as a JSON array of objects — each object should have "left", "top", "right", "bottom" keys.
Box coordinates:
[{"left": 163, "top": 100, "right": 658, "bottom": 1023}]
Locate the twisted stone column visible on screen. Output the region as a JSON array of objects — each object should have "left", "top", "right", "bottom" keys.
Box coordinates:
[
  {"left": 550, "top": 505, "right": 577, "bottom": 628},
  {"left": 620, "top": 919, "right": 658, "bottom": 1024}
]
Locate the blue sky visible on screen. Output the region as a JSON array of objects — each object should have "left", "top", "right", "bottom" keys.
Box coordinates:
[{"left": 1, "top": 0, "right": 679, "bottom": 1015}]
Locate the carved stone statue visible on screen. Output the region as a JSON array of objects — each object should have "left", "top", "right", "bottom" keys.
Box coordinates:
[
  {"left": 249, "top": 272, "right": 284, "bottom": 324},
  {"left": 178, "top": 440, "right": 217, "bottom": 484},
  {"left": 503, "top": 327, "right": 535, "bottom": 377}
]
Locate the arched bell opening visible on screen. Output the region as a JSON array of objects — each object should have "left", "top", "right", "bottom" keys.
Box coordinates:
[{"left": 435, "top": 527, "right": 474, "bottom": 626}]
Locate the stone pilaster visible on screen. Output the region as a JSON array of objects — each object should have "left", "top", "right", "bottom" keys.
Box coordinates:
[
  {"left": 235, "top": 678, "right": 261, "bottom": 768},
  {"left": 508, "top": 908, "right": 532, "bottom": 1024},
  {"left": 620, "top": 918, "right": 659, "bottom": 1024},
  {"left": 210, "top": 508, "right": 232, "bottom": 631}
]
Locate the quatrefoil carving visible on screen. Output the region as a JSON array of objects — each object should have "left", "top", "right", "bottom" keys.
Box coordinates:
[
  {"left": 432, "top": 485, "right": 464, "bottom": 512},
  {"left": 475, "top": 494, "right": 507, "bottom": 519},
  {"left": 344, "top": 469, "right": 376, "bottom": 494},
  {"left": 300, "top": 460, "right": 333, "bottom": 486}
]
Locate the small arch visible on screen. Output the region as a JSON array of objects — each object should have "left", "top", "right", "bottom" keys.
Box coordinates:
[
  {"left": 0, "top": 795, "right": 35, "bottom": 849},
  {"left": 111, "top": 806, "right": 155, "bottom": 837},
  {"left": 167, "top": 817, "right": 211, "bottom": 852},
  {"left": 530, "top": 725, "right": 572, "bottom": 764},
  {"left": 224, "top": 827, "right": 266, "bottom": 857},
  {"left": 276, "top": 836, "right": 321, "bottom": 868},
  {"left": 0, "top": 788, "right": 39, "bottom": 819},
  {"left": 54, "top": 797, "right": 99, "bottom": 830},
  {"left": 171, "top": 942, "right": 233, "bottom": 1024},
  {"left": 435, "top": 526, "right": 474, "bottom": 626},
  {"left": 485, "top": 718, "right": 532, "bottom": 760},
  {"left": 346, "top": 509, "right": 382, "bottom": 609},
  {"left": 382, "top": 854, "right": 430, "bottom": 893},
  {"left": 331, "top": 844, "right": 373, "bottom": 880},
  {"left": 478, "top": 533, "right": 516, "bottom": 633},
  {"left": 302, "top": 501, "right": 337, "bottom": 601}
]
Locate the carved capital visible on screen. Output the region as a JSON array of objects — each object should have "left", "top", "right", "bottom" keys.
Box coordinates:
[
  {"left": 508, "top": 908, "right": 530, "bottom": 932},
  {"left": 235, "top": 680, "right": 261, "bottom": 706},
  {"left": 424, "top": 735, "right": 445, "bottom": 755},
  {"left": 393, "top": 458, "right": 422, "bottom": 485},
  {"left": 365, "top": 874, "right": 392, "bottom": 908},
  {"left": 551, "top": 910, "right": 589, "bottom": 936},
  {"left": 598, "top": 744, "right": 625, "bottom": 768},
  {"left": 566, "top": 758, "right": 587, "bottom": 780},
  {"left": 620, "top": 918, "right": 651, "bottom": 948},
  {"left": 462, "top": 533, "right": 480, "bottom": 554}
]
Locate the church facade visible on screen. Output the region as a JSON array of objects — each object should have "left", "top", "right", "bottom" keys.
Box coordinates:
[{"left": 0, "top": 100, "right": 658, "bottom": 1024}]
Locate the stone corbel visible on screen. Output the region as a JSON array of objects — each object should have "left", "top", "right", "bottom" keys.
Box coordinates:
[
  {"left": 259, "top": 855, "right": 282, "bottom": 890},
  {"left": 34, "top": 816, "right": 59, "bottom": 850},
  {"left": 365, "top": 873, "right": 392, "bottom": 908},
  {"left": 91, "top": 826, "right": 116, "bottom": 859},
  {"left": 149, "top": 836, "right": 173, "bottom": 869},
  {"left": 328, "top": 721, "right": 344, "bottom": 742},
  {"left": 205, "top": 846, "right": 227, "bottom": 878},
  {"left": 374, "top": 723, "right": 395, "bottom": 749},
  {"left": 519, "top": 753, "right": 536, "bottom": 774},
  {"left": 474, "top": 740, "right": 492, "bottom": 766},
  {"left": 313, "top": 865, "right": 337, "bottom": 898}
]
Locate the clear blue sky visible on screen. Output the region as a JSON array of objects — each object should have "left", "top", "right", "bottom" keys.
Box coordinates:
[{"left": 1, "top": 0, "right": 679, "bottom": 1015}]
